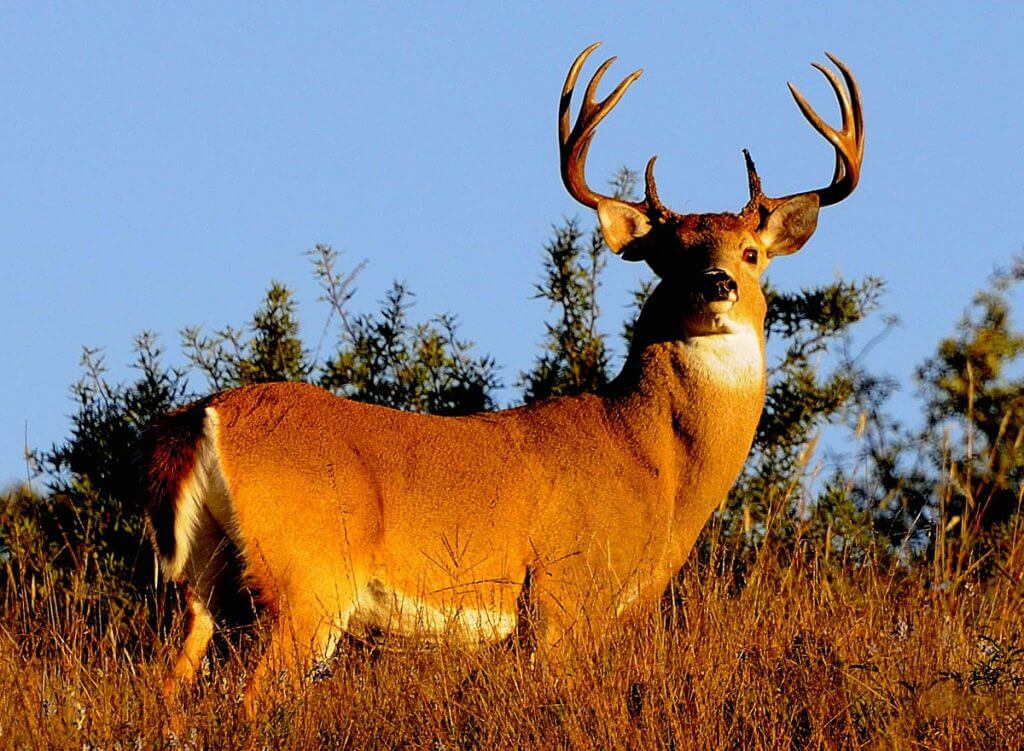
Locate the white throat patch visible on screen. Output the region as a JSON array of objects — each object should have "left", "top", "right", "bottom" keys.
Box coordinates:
[{"left": 678, "top": 325, "right": 763, "bottom": 389}]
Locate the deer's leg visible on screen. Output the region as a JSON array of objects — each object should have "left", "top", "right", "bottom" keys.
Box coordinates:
[
  {"left": 162, "top": 589, "right": 216, "bottom": 735},
  {"left": 523, "top": 572, "right": 590, "bottom": 679},
  {"left": 163, "top": 590, "right": 216, "bottom": 699},
  {"left": 242, "top": 602, "right": 341, "bottom": 720},
  {"left": 528, "top": 556, "right": 621, "bottom": 671},
  {"left": 161, "top": 523, "right": 251, "bottom": 732}
]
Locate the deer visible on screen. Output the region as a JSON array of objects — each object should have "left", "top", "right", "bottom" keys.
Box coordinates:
[{"left": 145, "top": 43, "right": 863, "bottom": 716}]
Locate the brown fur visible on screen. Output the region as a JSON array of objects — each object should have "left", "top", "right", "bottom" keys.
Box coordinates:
[
  {"left": 142, "top": 399, "right": 209, "bottom": 566},
  {"left": 147, "top": 47, "right": 861, "bottom": 716},
  {"left": 148, "top": 263, "right": 770, "bottom": 713}
]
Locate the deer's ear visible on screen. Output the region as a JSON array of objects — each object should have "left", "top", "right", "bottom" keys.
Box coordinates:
[
  {"left": 597, "top": 199, "right": 652, "bottom": 258},
  {"left": 760, "top": 194, "right": 820, "bottom": 257}
]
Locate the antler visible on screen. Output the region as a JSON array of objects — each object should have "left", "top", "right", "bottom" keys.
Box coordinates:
[
  {"left": 559, "top": 43, "right": 667, "bottom": 216},
  {"left": 748, "top": 53, "right": 864, "bottom": 209}
]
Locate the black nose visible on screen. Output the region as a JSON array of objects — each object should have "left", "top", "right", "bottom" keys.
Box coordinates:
[{"left": 697, "top": 268, "right": 738, "bottom": 302}]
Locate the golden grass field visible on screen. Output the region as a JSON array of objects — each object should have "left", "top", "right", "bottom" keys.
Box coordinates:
[{"left": 2, "top": 514, "right": 1022, "bottom": 751}]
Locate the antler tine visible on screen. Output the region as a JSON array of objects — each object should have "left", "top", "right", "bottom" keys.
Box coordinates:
[
  {"left": 643, "top": 156, "right": 666, "bottom": 214},
  {"left": 558, "top": 42, "right": 600, "bottom": 151},
  {"left": 582, "top": 56, "right": 620, "bottom": 116},
  {"left": 788, "top": 76, "right": 849, "bottom": 185},
  {"left": 781, "top": 53, "right": 864, "bottom": 207},
  {"left": 560, "top": 44, "right": 657, "bottom": 212},
  {"left": 827, "top": 52, "right": 864, "bottom": 150},
  {"left": 742, "top": 148, "right": 763, "bottom": 204}
]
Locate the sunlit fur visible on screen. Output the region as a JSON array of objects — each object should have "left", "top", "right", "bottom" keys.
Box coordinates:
[
  {"left": 145, "top": 47, "right": 860, "bottom": 717},
  {"left": 146, "top": 220, "right": 782, "bottom": 714}
]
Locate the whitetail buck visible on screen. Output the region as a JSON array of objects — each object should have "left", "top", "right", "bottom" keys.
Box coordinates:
[{"left": 146, "top": 43, "right": 863, "bottom": 713}]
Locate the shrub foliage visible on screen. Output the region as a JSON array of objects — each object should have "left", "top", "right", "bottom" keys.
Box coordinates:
[{"left": 2, "top": 170, "right": 1021, "bottom": 651}]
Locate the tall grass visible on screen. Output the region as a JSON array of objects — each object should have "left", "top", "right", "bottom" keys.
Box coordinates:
[
  {"left": 4, "top": 411, "right": 1024, "bottom": 751},
  {"left": 3, "top": 511, "right": 1022, "bottom": 750}
]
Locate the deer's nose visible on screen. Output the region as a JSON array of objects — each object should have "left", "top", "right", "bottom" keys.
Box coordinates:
[{"left": 697, "top": 268, "right": 738, "bottom": 303}]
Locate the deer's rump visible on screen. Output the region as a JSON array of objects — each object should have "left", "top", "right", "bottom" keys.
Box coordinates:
[{"left": 142, "top": 382, "right": 561, "bottom": 644}]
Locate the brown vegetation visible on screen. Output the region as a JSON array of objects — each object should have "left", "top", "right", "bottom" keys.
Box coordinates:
[{"left": 3, "top": 499, "right": 1021, "bottom": 750}]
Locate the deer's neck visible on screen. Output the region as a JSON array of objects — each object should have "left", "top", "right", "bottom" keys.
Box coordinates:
[{"left": 605, "top": 327, "right": 766, "bottom": 557}]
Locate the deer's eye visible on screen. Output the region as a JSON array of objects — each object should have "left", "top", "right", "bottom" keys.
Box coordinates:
[{"left": 742, "top": 248, "right": 759, "bottom": 265}]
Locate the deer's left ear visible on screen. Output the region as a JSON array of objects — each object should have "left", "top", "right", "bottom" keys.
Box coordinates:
[
  {"left": 597, "top": 199, "right": 653, "bottom": 259},
  {"left": 759, "top": 194, "right": 820, "bottom": 257}
]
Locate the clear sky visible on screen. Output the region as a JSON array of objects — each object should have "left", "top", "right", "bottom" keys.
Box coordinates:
[{"left": 3, "top": 3, "right": 1023, "bottom": 486}]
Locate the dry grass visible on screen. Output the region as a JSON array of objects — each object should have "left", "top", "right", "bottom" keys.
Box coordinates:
[{"left": 2, "top": 539, "right": 1022, "bottom": 751}]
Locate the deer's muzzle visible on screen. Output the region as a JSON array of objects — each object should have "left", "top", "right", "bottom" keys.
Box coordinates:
[{"left": 696, "top": 268, "right": 738, "bottom": 304}]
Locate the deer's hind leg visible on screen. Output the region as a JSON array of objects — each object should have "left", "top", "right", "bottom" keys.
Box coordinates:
[
  {"left": 163, "top": 590, "right": 216, "bottom": 704},
  {"left": 241, "top": 578, "right": 351, "bottom": 719},
  {"left": 162, "top": 510, "right": 249, "bottom": 728}
]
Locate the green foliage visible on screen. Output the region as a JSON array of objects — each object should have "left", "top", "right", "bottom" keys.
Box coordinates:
[
  {"left": 1, "top": 483, "right": 59, "bottom": 594},
  {"left": 717, "top": 274, "right": 981, "bottom": 565},
  {"left": 756, "top": 278, "right": 887, "bottom": 473},
  {"left": 823, "top": 257, "right": 1024, "bottom": 569},
  {"left": 519, "top": 167, "right": 637, "bottom": 403},
  {"left": 320, "top": 281, "right": 501, "bottom": 415},
  {"left": 519, "top": 216, "right": 610, "bottom": 402},
  {"left": 2, "top": 335, "right": 189, "bottom": 624},
  {"left": 917, "top": 256, "right": 1024, "bottom": 553},
  {"left": 312, "top": 245, "right": 500, "bottom": 415},
  {"left": 183, "top": 281, "right": 311, "bottom": 389},
  {"left": 842, "top": 369, "right": 934, "bottom": 554}
]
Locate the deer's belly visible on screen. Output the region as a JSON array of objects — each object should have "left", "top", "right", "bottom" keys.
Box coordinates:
[{"left": 342, "top": 577, "right": 517, "bottom": 646}]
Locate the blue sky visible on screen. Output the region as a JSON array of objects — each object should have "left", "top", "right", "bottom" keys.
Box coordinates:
[{"left": 3, "top": 3, "right": 1023, "bottom": 486}]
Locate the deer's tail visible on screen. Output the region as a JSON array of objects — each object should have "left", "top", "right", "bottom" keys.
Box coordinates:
[{"left": 142, "top": 400, "right": 231, "bottom": 581}]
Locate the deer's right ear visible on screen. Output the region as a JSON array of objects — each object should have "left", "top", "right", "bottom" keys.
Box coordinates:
[{"left": 597, "top": 199, "right": 653, "bottom": 259}]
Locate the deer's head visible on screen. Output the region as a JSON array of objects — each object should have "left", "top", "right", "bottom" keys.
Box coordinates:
[{"left": 560, "top": 43, "right": 864, "bottom": 343}]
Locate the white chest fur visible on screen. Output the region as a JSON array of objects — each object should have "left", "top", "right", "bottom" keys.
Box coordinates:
[{"left": 677, "top": 326, "right": 764, "bottom": 390}]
